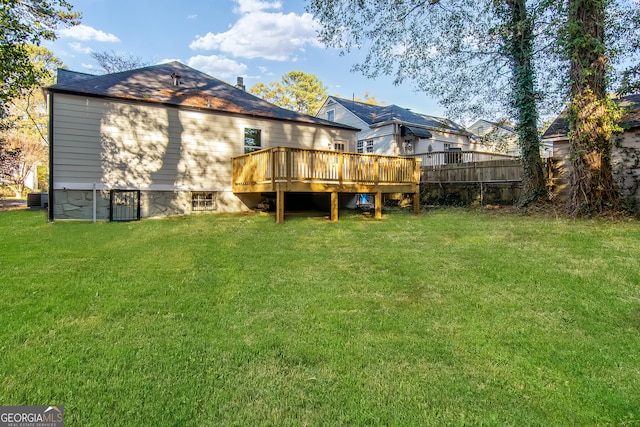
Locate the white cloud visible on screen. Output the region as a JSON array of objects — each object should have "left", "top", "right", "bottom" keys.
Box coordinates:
[
  {"left": 234, "top": 0, "right": 282, "bottom": 14},
  {"left": 186, "top": 55, "right": 248, "bottom": 79},
  {"left": 68, "top": 42, "right": 93, "bottom": 54},
  {"left": 187, "top": 14, "right": 198, "bottom": 20},
  {"left": 158, "top": 58, "right": 182, "bottom": 65},
  {"left": 59, "top": 24, "right": 120, "bottom": 42},
  {"left": 189, "top": 11, "right": 320, "bottom": 61}
]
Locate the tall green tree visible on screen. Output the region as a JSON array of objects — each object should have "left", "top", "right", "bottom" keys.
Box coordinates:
[
  {"left": 497, "top": 0, "right": 549, "bottom": 202},
  {"left": 565, "top": 0, "right": 625, "bottom": 216},
  {"left": 308, "top": 0, "right": 559, "bottom": 204},
  {"left": 0, "top": 0, "right": 79, "bottom": 129},
  {"left": 2, "top": 45, "right": 62, "bottom": 195},
  {"left": 6, "top": 45, "right": 62, "bottom": 142},
  {"left": 250, "top": 71, "right": 328, "bottom": 115}
]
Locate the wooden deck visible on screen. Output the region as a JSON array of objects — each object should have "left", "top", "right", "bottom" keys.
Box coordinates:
[{"left": 232, "top": 147, "right": 421, "bottom": 223}]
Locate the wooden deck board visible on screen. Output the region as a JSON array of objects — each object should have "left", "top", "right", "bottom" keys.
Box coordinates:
[{"left": 232, "top": 147, "right": 421, "bottom": 222}]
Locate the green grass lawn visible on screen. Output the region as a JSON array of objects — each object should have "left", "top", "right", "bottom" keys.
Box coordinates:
[{"left": 1, "top": 208, "right": 639, "bottom": 426}]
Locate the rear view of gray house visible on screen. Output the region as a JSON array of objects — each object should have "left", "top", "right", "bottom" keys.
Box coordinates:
[{"left": 44, "top": 62, "right": 357, "bottom": 221}]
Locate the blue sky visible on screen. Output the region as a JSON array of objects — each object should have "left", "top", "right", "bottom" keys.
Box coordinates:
[{"left": 44, "top": 0, "right": 445, "bottom": 117}]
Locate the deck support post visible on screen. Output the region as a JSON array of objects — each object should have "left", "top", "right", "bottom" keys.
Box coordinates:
[
  {"left": 413, "top": 190, "right": 420, "bottom": 215},
  {"left": 276, "top": 190, "right": 285, "bottom": 224},
  {"left": 374, "top": 192, "right": 382, "bottom": 219},
  {"left": 330, "top": 192, "right": 339, "bottom": 222}
]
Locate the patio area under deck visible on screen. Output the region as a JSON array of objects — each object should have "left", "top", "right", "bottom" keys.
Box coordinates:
[{"left": 232, "top": 147, "right": 422, "bottom": 223}]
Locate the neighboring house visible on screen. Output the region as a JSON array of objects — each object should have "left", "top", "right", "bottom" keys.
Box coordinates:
[
  {"left": 541, "top": 93, "right": 640, "bottom": 205},
  {"left": 468, "top": 119, "right": 519, "bottom": 156},
  {"left": 44, "top": 62, "right": 358, "bottom": 221},
  {"left": 468, "top": 119, "right": 553, "bottom": 158},
  {"left": 316, "top": 97, "right": 471, "bottom": 157}
]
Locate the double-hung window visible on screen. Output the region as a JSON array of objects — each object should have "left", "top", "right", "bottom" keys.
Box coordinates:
[
  {"left": 244, "top": 128, "right": 262, "bottom": 154},
  {"left": 365, "top": 139, "right": 374, "bottom": 153}
]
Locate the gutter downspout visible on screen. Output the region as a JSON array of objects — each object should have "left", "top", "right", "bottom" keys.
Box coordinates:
[
  {"left": 93, "top": 182, "right": 97, "bottom": 222},
  {"left": 47, "top": 92, "right": 55, "bottom": 222}
]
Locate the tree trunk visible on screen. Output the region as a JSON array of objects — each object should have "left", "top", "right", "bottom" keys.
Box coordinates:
[
  {"left": 566, "top": 0, "right": 620, "bottom": 216},
  {"left": 506, "top": 0, "right": 547, "bottom": 204}
]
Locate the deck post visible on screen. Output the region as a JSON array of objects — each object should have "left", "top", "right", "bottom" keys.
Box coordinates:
[
  {"left": 413, "top": 190, "right": 420, "bottom": 215},
  {"left": 276, "top": 189, "right": 285, "bottom": 224},
  {"left": 374, "top": 192, "right": 382, "bottom": 219},
  {"left": 331, "top": 192, "right": 339, "bottom": 222}
]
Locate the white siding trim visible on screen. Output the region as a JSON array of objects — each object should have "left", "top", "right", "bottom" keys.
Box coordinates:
[{"left": 54, "top": 182, "right": 232, "bottom": 191}]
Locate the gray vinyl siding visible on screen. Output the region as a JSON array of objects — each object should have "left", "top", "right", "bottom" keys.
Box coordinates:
[
  {"left": 364, "top": 125, "right": 396, "bottom": 155},
  {"left": 52, "top": 94, "right": 355, "bottom": 191}
]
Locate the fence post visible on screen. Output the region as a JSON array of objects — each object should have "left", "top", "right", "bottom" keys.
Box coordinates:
[{"left": 331, "top": 192, "right": 339, "bottom": 222}]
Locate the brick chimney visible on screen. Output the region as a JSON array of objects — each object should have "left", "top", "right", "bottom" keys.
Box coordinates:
[
  {"left": 171, "top": 72, "right": 182, "bottom": 86},
  {"left": 236, "top": 76, "right": 246, "bottom": 91}
]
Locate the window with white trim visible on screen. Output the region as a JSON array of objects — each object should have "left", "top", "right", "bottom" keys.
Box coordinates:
[
  {"left": 366, "top": 139, "right": 374, "bottom": 153},
  {"left": 244, "top": 128, "right": 262, "bottom": 153},
  {"left": 327, "top": 110, "right": 335, "bottom": 121},
  {"left": 357, "top": 140, "right": 364, "bottom": 153},
  {"left": 332, "top": 139, "right": 347, "bottom": 152}
]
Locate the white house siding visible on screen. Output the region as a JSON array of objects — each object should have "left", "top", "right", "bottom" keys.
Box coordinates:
[
  {"left": 318, "top": 101, "right": 365, "bottom": 131},
  {"left": 416, "top": 131, "right": 470, "bottom": 153},
  {"left": 51, "top": 94, "right": 354, "bottom": 219}
]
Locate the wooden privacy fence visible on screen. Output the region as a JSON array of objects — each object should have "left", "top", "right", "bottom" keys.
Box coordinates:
[
  {"left": 420, "top": 158, "right": 524, "bottom": 206},
  {"left": 421, "top": 159, "right": 523, "bottom": 183},
  {"left": 232, "top": 147, "right": 421, "bottom": 222}
]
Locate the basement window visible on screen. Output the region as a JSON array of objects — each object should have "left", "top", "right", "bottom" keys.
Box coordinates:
[
  {"left": 192, "top": 192, "right": 216, "bottom": 212},
  {"left": 244, "top": 128, "right": 262, "bottom": 153}
]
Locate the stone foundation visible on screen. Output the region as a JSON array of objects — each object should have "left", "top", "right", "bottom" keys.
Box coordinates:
[{"left": 52, "top": 189, "right": 259, "bottom": 220}]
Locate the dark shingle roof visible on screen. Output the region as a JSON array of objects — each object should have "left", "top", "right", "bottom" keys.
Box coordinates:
[
  {"left": 542, "top": 94, "right": 640, "bottom": 139},
  {"left": 330, "top": 97, "right": 466, "bottom": 133},
  {"left": 46, "top": 62, "right": 357, "bottom": 131}
]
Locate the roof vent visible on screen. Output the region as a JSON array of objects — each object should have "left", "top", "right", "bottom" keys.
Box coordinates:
[
  {"left": 171, "top": 72, "right": 182, "bottom": 86},
  {"left": 236, "top": 76, "right": 246, "bottom": 91}
]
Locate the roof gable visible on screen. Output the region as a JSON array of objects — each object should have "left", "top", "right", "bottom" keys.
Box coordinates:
[
  {"left": 469, "top": 119, "right": 516, "bottom": 135},
  {"left": 46, "top": 62, "right": 357, "bottom": 131},
  {"left": 329, "top": 96, "right": 466, "bottom": 133}
]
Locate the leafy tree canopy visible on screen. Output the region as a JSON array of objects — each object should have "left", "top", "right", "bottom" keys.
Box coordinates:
[
  {"left": 0, "top": 0, "right": 79, "bottom": 128},
  {"left": 250, "top": 71, "right": 328, "bottom": 115},
  {"left": 1, "top": 45, "right": 61, "bottom": 195},
  {"left": 6, "top": 45, "right": 63, "bottom": 142}
]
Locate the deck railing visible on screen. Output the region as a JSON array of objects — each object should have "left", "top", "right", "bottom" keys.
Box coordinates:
[
  {"left": 232, "top": 147, "right": 421, "bottom": 193},
  {"left": 413, "top": 151, "right": 518, "bottom": 168}
]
